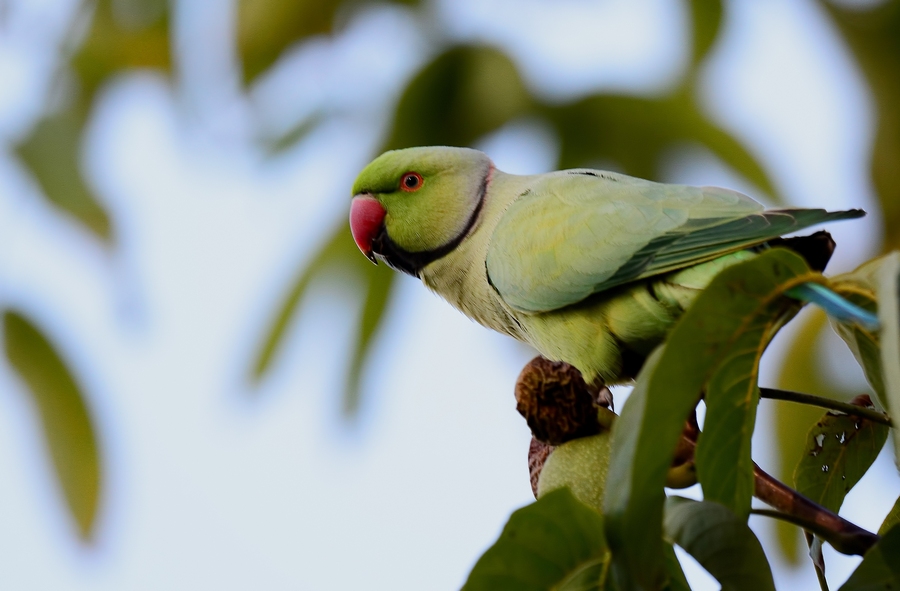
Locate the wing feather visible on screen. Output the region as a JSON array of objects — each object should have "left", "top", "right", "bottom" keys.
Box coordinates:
[{"left": 485, "top": 171, "right": 863, "bottom": 313}]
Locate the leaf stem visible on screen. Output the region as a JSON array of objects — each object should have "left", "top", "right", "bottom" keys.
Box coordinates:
[
  {"left": 811, "top": 556, "right": 829, "bottom": 591},
  {"left": 805, "top": 532, "right": 829, "bottom": 591},
  {"left": 759, "top": 387, "right": 892, "bottom": 427}
]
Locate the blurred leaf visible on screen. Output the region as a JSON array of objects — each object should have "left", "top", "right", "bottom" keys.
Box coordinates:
[
  {"left": 15, "top": 108, "right": 111, "bottom": 241},
  {"left": 250, "top": 222, "right": 394, "bottom": 415},
  {"left": 72, "top": 0, "right": 171, "bottom": 102},
  {"left": 385, "top": 45, "right": 532, "bottom": 150},
  {"left": 663, "top": 497, "right": 776, "bottom": 591},
  {"left": 15, "top": 0, "right": 170, "bottom": 243},
  {"left": 238, "top": 0, "right": 342, "bottom": 84},
  {"left": 605, "top": 249, "right": 812, "bottom": 588},
  {"left": 838, "top": 524, "right": 900, "bottom": 591},
  {"left": 238, "top": 0, "right": 420, "bottom": 85},
  {"left": 462, "top": 488, "right": 609, "bottom": 591},
  {"left": 879, "top": 496, "right": 900, "bottom": 536},
  {"left": 773, "top": 311, "right": 857, "bottom": 562},
  {"left": 687, "top": 0, "right": 724, "bottom": 68},
  {"left": 793, "top": 399, "right": 888, "bottom": 515},
  {"left": 2, "top": 310, "right": 102, "bottom": 541},
  {"left": 265, "top": 111, "right": 326, "bottom": 155},
  {"left": 874, "top": 253, "right": 900, "bottom": 467},
  {"left": 543, "top": 90, "right": 777, "bottom": 199},
  {"left": 830, "top": 252, "right": 900, "bottom": 467},
  {"left": 343, "top": 257, "right": 392, "bottom": 415},
  {"left": 822, "top": 1, "right": 900, "bottom": 252}
]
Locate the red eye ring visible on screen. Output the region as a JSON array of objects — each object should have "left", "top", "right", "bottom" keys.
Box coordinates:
[{"left": 400, "top": 171, "right": 424, "bottom": 192}]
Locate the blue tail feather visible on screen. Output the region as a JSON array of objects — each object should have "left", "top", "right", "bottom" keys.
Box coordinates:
[{"left": 785, "top": 282, "right": 881, "bottom": 332}]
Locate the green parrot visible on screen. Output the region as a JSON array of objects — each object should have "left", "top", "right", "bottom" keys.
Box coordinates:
[{"left": 349, "top": 146, "right": 868, "bottom": 386}]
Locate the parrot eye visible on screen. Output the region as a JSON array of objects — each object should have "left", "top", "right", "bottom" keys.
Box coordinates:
[{"left": 400, "top": 172, "right": 424, "bottom": 192}]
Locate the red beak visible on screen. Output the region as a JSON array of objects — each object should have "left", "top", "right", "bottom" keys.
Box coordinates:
[{"left": 350, "top": 196, "right": 386, "bottom": 264}]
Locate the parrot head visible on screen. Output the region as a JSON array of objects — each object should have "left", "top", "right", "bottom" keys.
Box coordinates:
[{"left": 350, "top": 146, "right": 493, "bottom": 276}]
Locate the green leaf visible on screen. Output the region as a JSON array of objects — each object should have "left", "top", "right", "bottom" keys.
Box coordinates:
[
  {"left": 774, "top": 311, "right": 855, "bottom": 563},
  {"left": 838, "top": 525, "right": 900, "bottom": 591},
  {"left": 2, "top": 310, "right": 102, "bottom": 541},
  {"left": 687, "top": 0, "right": 724, "bottom": 68},
  {"left": 238, "top": 0, "right": 421, "bottom": 84},
  {"left": 462, "top": 488, "right": 610, "bottom": 591},
  {"left": 663, "top": 497, "right": 775, "bottom": 591},
  {"left": 250, "top": 222, "right": 394, "bottom": 416},
  {"left": 543, "top": 90, "right": 778, "bottom": 200},
  {"left": 692, "top": 252, "right": 809, "bottom": 518},
  {"left": 385, "top": 45, "right": 532, "bottom": 150},
  {"left": 343, "top": 259, "right": 393, "bottom": 415},
  {"left": 603, "top": 346, "right": 671, "bottom": 589},
  {"left": 15, "top": 109, "right": 112, "bottom": 241},
  {"left": 875, "top": 252, "right": 900, "bottom": 468},
  {"left": 829, "top": 252, "right": 900, "bottom": 467},
  {"left": 662, "top": 542, "right": 693, "bottom": 591},
  {"left": 822, "top": 2, "right": 900, "bottom": 252},
  {"left": 238, "top": 0, "right": 342, "bottom": 84},
  {"left": 604, "top": 249, "right": 811, "bottom": 587},
  {"left": 16, "top": 0, "right": 171, "bottom": 243},
  {"left": 695, "top": 351, "right": 763, "bottom": 519},
  {"left": 71, "top": 0, "right": 170, "bottom": 102},
  {"left": 878, "top": 496, "right": 900, "bottom": 536},
  {"left": 793, "top": 401, "right": 889, "bottom": 515}
]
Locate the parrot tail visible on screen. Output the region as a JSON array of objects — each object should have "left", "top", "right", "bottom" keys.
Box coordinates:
[
  {"left": 765, "top": 230, "right": 835, "bottom": 272},
  {"left": 762, "top": 230, "right": 880, "bottom": 331},
  {"left": 785, "top": 282, "right": 881, "bottom": 332}
]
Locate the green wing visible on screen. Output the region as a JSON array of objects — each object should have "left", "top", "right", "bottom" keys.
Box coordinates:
[{"left": 485, "top": 170, "right": 864, "bottom": 313}]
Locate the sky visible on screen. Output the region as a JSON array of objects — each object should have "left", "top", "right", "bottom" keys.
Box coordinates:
[{"left": 0, "top": 0, "right": 897, "bottom": 589}]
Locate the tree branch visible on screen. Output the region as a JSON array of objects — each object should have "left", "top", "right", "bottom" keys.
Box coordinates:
[
  {"left": 759, "top": 387, "right": 892, "bottom": 427},
  {"left": 751, "top": 464, "right": 879, "bottom": 556}
]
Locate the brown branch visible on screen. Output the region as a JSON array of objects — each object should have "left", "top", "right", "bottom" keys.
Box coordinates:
[{"left": 751, "top": 463, "right": 878, "bottom": 556}]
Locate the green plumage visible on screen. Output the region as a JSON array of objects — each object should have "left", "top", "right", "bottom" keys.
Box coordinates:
[{"left": 351, "top": 146, "right": 864, "bottom": 385}]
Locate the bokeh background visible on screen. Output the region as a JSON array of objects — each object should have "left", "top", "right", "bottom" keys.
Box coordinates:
[{"left": 1, "top": 0, "right": 899, "bottom": 588}]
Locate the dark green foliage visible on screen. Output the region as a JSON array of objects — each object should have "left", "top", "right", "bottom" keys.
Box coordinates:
[
  {"left": 603, "top": 249, "right": 809, "bottom": 587},
  {"left": 663, "top": 497, "right": 775, "bottom": 591},
  {"left": 462, "top": 488, "right": 609, "bottom": 591},
  {"left": 838, "top": 526, "right": 900, "bottom": 591},
  {"left": 879, "top": 496, "right": 900, "bottom": 536},
  {"left": 793, "top": 403, "right": 888, "bottom": 515}
]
